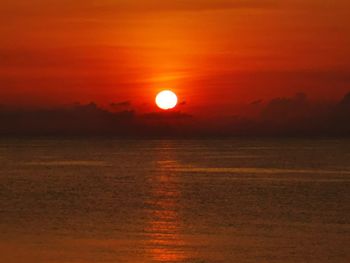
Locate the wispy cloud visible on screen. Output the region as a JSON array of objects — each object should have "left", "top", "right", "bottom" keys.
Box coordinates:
[
  {"left": 0, "top": 0, "right": 275, "bottom": 20},
  {"left": 98, "top": 0, "right": 276, "bottom": 13}
]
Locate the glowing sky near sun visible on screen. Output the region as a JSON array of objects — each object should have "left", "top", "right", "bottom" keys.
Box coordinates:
[{"left": 0, "top": 0, "right": 350, "bottom": 114}]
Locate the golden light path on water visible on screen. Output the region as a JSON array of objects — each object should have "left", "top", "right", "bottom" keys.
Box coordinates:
[{"left": 143, "top": 142, "right": 193, "bottom": 262}]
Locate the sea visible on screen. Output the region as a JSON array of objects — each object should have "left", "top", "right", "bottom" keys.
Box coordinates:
[{"left": 0, "top": 138, "right": 349, "bottom": 263}]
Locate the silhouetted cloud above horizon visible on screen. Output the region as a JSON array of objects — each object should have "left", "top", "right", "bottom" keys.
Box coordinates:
[
  {"left": 1, "top": 91, "right": 350, "bottom": 137},
  {"left": 110, "top": 101, "right": 132, "bottom": 108}
]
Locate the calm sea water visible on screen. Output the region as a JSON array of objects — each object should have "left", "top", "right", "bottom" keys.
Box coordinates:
[{"left": 0, "top": 138, "right": 349, "bottom": 263}]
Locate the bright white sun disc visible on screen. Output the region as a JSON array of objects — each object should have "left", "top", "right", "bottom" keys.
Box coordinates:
[{"left": 155, "top": 90, "right": 178, "bottom": 110}]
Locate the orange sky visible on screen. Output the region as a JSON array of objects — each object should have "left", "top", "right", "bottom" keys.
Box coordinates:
[{"left": 1, "top": 0, "right": 350, "bottom": 115}]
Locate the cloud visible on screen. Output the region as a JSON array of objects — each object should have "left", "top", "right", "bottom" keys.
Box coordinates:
[
  {"left": 0, "top": 103, "right": 194, "bottom": 136},
  {"left": 250, "top": 99, "right": 262, "bottom": 105},
  {"left": 330, "top": 91, "right": 350, "bottom": 133},
  {"left": 110, "top": 101, "right": 132, "bottom": 108},
  {"left": 1, "top": 0, "right": 275, "bottom": 19},
  {"left": 105, "top": 0, "right": 275, "bottom": 13},
  {"left": 260, "top": 92, "right": 309, "bottom": 122},
  {"left": 338, "top": 92, "right": 350, "bottom": 108},
  {"left": 0, "top": 103, "right": 135, "bottom": 135},
  {"left": 1, "top": 92, "right": 350, "bottom": 137},
  {"left": 141, "top": 111, "right": 192, "bottom": 120}
]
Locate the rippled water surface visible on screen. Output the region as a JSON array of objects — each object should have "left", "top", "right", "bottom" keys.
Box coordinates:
[{"left": 0, "top": 138, "right": 349, "bottom": 262}]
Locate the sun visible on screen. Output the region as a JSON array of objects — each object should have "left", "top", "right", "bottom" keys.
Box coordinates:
[{"left": 155, "top": 90, "right": 178, "bottom": 110}]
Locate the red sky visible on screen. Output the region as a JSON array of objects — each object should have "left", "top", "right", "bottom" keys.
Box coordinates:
[{"left": 1, "top": 0, "right": 350, "bottom": 116}]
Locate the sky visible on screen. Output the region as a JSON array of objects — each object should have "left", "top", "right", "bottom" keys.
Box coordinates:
[{"left": 1, "top": 0, "right": 350, "bottom": 116}]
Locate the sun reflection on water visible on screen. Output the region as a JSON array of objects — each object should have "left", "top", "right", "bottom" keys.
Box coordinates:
[{"left": 144, "top": 143, "right": 192, "bottom": 262}]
